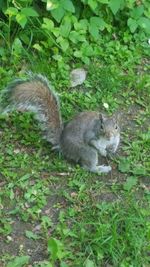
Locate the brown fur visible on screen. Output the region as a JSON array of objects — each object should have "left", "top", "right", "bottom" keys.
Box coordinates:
[{"left": 7, "top": 76, "right": 63, "bottom": 145}]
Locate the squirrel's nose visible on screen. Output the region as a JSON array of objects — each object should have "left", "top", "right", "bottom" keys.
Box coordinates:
[{"left": 107, "top": 132, "right": 113, "bottom": 139}]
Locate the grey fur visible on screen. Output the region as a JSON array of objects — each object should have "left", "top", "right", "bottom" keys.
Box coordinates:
[
  {"left": 60, "top": 112, "right": 120, "bottom": 174},
  {"left": 0, "top": 75, "right": 120, "bottom": 174}
]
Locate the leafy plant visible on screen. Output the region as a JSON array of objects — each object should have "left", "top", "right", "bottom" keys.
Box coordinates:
[
  {"left": 0, "top": 0, "right": 150, "bottom": 64},
  {"left": 6, "top": 256, "right": 30, "bottom": 267}
]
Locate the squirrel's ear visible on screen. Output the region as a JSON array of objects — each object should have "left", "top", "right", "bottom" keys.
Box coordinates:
[
  {"left": 99, "top": 113, "right": 107, "bottom": 122},
  {"left": 113, "top": 112, "right": 122, "bottom": 123}
]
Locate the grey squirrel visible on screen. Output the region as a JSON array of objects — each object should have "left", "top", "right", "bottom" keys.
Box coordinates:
[{"left": 0, "top": 74, "right": 120, "bottom": 174}]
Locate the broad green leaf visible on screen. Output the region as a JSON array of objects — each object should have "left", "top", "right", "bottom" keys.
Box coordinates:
[
  {"left": 12, "top": 38, "right": 23, "bottom": 56},
  {"left": 60, "top": 17, "right": 72, "bottom": 37},
  {"left": 53, "top": 54, "right": 63, "bottom": 61},
  {"left": 74, "top": 50, "right": 82, "bottom": 58},
  {"left": 89, "top": 17, "right": 106, "bottom": 39},
  {"left": 98, "top": 0, "right": 109, "bottom": 3},
  {"left": 46, "top": 0, "right": 59, "bottom": 10},
  {"left": 16, "top": 13, "right": 27, "bottom": 28},
  {"left": 138, "top": 17, "right": 150, "bottom": 33},
  {"left": 131, "top": 5, "right": 144, "bottom": 19},
  {"left": 82, "top": 56, "right": 90, "bottom": 65},
  {"left": 48, "top": 238, "right": 64, "bottom": 260},
  {"left": 5, "top": 7, "right": 18, "bottom": 16},
  {"left": 127, "top": 18, "right": 138, "bottom": 33},
  {"left": 33, "top": 43, "right": 44, "bottom": 52},
  {"left": 90, "top": 16, "right": 105, "bottom": 28},
  {"left": 123, "top": 176, "right": 138, "bottom": 191},
  {"left": 69, "top": 31, "right": 85, "bottom": 43},
  {"left": 74, "top": 19, "right": 88, "bottom": 31},
  {"left": 109, "top": 0, "right": 122, "bottom": 15},
  {"left": 89, "top": 24, "right": 99, "bottom": 39},
  {"left": 88, "top": 0, "right": 98, "bottom": 10},
  {"left": 42, "top": 18, "right": 54, "bottom": 31},
  {"left": 60, "top": 38, "right": 69, "bottom": 51},
  {"left": 51, "top": 6, "right": 65, "bottom": 22},
  {"left": 63, "top": 0, "right": 75, "bottom": 12},
  {"left": 6, "top": 256, "right": 30, "bottom": 267},
  {"left": 82, "top": 43, "right": 94, "bottom": 56},
  {"left": 21, "top": 7, "right": 39, "bottom": 17},
  {"left": 52, "top": 27, "right": 60, "bottom": 37}
]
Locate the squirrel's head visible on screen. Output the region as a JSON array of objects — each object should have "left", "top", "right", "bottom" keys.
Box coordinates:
[{"left": 98, "top": 113, "right": 120, "bottom": 139}]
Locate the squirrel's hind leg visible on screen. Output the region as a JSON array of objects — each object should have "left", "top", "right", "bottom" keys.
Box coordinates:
[{"left": 80, "top": 146, "right": 111, "bottom": 174}]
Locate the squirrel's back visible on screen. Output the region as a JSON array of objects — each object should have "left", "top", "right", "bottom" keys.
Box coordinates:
[
  {"left": 1, "top": 74, "right": 63, "bottom": 145},
  {"left": 60, "top": 112, "right": 99, "bottom": 162}
]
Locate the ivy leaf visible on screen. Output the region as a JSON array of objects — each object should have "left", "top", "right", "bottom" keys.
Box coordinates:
[
  {"left": 98, "top": 0, "right": 109, "bottom": 2},
  {"left": 127, "top": 18, "right": 138, "bottom": 33},
  {"left": 57, "top": 36, "right": 69, "bottom": 51},
  {"left": 89, "top": 17, "right": 106, "bottom": 39},
  {"left": 61, "top": 39, "right": 69, "bottom": 51},
  {"left": 51, "top": 0, "right": 74, "bottom": 22},
  {"left": 109, "top": 0, "right": 122, "bottom": 15},
  {"left": 6, "top": 256, "right": 30, "bottom": 267},
  {"left": 12, "top": 38, "right": 23, "bottom": 55},
  {"left": 74, "top": 19, "right": 88, "bottom": 31},
  {"left": 33, "top": 43, "right": 44, "bottom": 52},
  {"left": 74, "top": 50, "right": 82, "bottom": 58},
  {"left": 5, "top": 7, "right": 18, "bottom": 16},
  {"left": 46, "top": 0, "right": 59, "bottom": 10},
  {"left": 82, "top": 43, "right": 94, "bottom": 56},
  {"left": 16, "top": 13, "right": 27, "bottom": 28},
  {"left": 138, "top": 17, "right": 150, "bottom": 33},
  {"left": 90, "top": 17, "right": 106, "bottom": 30},
  {"left": 69, "top": 31, "right": 86, "bottom": 43},
  {"left": 51, "top": 5, "right": 65, "bottom": 22},
  {"left": 131, "top": 5, "right": 144, "bottom": 19},
  {"left": 88, "top": 0, "right": 98, "bottom": 10},
  {"left": 89, "top": 24, "right": 99, "bottom": 39},
  {"left": 63, "top": 0, "right": 75, "bottom": 12},
  {"left": 123, "top": 176, "right": 138, "bottom": 191},
  {"left": 60, "top": 17, "right": 72, "bottom": 37},
  {"left": 21, "top": 7, "right": 39, "bottom": 17},
  {"left": 42, "top": 18, "right": 54, "bottom": 31}
]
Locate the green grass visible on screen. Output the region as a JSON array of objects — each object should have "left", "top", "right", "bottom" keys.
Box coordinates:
[{"left": 0, "top": 52, "right": 150, "bottom": 267}]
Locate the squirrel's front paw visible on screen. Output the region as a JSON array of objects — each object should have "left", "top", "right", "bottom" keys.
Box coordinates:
[
  {"left": 100, "top": 149, "right": 107, "bottom": 157},
  {"left": 97, "top": 165, "right": 111, "bottom": 173},
  {"left": 107, "top": 144, "right": 118, "bottom": 154}
]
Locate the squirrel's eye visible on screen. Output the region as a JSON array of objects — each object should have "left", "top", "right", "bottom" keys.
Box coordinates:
[
  {"left": 115, "top": 125, "right": 118, "bottom": 130},
  {"left": 101, "top": 124, "right": 104, "bottom": 130}
]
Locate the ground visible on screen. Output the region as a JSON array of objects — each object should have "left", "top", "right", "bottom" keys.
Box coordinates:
[{"left": 0, "top": 61, "right": 150, "bottom": 267}]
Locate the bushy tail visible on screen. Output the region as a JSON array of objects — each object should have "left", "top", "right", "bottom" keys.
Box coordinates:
[{"left": 0, "top": 73, "right": 63, "bottom": 146}]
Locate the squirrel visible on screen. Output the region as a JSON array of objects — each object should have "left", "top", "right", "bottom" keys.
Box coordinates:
[{"left": 0, "top": 73, "right": 120, "bottom": 174}]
